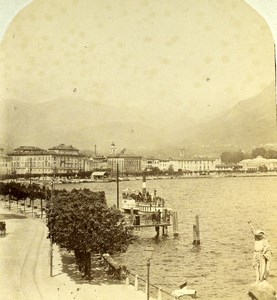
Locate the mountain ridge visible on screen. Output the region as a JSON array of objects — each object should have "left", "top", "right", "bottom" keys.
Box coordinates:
[{"left": 1, "top": 82, "right": 276, "bottom": 156}]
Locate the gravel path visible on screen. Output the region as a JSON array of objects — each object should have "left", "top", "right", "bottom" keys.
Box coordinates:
[{"left": 0, "top": 203, "right": 155, "bottom": 300}]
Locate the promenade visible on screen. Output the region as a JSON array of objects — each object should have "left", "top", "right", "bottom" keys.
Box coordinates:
[{"left": 0, "top": 204, "right": 155, "bottom": 300}]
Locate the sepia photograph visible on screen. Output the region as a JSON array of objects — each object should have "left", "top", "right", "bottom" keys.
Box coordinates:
[{"left": 0, "top": 1, "right": 277, "bottom": 299}]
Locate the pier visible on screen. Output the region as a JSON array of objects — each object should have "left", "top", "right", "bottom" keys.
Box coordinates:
[
  {"left": 122, "top": 174, "right": 179, "bottom": 237},
  {"left": 124, "top": 209, "right": 178, "bottom": 237}
]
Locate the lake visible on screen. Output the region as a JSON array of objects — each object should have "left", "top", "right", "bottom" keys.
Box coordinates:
[{"left": 56, "top": 176, "right": 277, "bottom": 299}]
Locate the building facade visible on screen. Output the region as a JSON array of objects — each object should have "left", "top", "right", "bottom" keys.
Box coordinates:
[
  {"left": 107, "top": 155, "right": 142, "bottom": 176},
  {"left": 48, "top": 144, "right": 84, "bottom": 174},
  {"left": 8, "top": 144, "right": 84, "bottom": 175},
  {"left": 143, "top": 157, "right": 221, "bottom": 173},
  {"left": 239, "top": 156, "right": 277, "bottom": 171},
  {"left": 0, "top": 148, "right": 12, "bottom": 175},
  {"left": 84, "top": 156, "right": 108, "bottom": 171}
]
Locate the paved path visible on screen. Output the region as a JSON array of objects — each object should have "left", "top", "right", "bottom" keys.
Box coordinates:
[{"left": 0, "top": 204, "right": 156, "bottom": 300}]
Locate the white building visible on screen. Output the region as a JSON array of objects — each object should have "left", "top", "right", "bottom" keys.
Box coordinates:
[
  {"left": 239, "top": 156, "right": 277, "bottom": 171},
  {"left": 0, "top": 148, "right": 11, "bottom": 175},
  {"left": 143, "top": 157, "right": 221, "bottom": 173},
  {"left": 9, "top": 144, "right": 85, "bottom": 175}
]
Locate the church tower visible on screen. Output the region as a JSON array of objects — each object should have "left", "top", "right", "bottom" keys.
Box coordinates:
[{"left": 110, "top": 141, "right": 116, "bottom": 155}]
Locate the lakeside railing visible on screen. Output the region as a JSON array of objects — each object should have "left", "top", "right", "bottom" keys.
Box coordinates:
[{"left": 127, "top": 270, "right": 177, "bottom": 300}]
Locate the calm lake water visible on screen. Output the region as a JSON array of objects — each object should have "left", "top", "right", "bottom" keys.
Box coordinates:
[{"left": 56, "top": 176, "right": 277, "bottom": 299}]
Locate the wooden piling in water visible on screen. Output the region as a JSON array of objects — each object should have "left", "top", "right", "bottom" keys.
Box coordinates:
[
  {"left": 193, "top": 215, "right": 200, "bottom": 245},
  {"left": 172, "top": 211, "right": 179, "bottom": 237}
]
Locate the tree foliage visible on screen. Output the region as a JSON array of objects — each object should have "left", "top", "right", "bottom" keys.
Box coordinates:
[
  {"left": 46, "top": 188, "right": 134, "bottom": 278},
  {"left": 252, "top": 147, "right": 277, "bottom": 159},
  {"left": 221, "top": 150, "right": 250, "bottom": 164}
]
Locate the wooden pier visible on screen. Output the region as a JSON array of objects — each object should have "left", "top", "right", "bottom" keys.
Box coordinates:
[
  {"left": 128, "top": 222, "right": 171, "bottom": 229},
  {"left": 124, "top": 209, "right": 178, "bottom": 237}
]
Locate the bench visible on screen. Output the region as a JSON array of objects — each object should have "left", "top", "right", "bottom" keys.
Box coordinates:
[{"left": 102, "top": 254, "right": 128, "bottom": 280}]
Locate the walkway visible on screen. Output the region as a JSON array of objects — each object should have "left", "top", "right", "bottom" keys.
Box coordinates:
[{"left": 0, "top": 204, "right": 156, "bottom": 300}]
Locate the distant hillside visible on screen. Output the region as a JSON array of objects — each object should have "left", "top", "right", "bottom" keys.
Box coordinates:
[
  {"left": 2, "top": 82, "right": 277, "bottom": 155},
  {"left": 2, "top": 98, "right": 178, "bottom": 153},
  {"left": 178, "top": 82, "right": 277, "bottom": 151}
]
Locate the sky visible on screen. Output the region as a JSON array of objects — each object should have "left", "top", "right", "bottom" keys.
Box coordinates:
[{"left": 0, "top": 0, "right": 276, "bottom": 120}]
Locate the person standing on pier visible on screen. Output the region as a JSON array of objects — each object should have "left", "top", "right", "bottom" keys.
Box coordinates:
[{"left": 248, "top": 221, "right": 272, "bottom": 283}]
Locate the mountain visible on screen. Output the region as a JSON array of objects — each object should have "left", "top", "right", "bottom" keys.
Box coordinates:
[
  {"left": 2, "top": 97, "right": 180, "bottom": 154},
  {"left": 177, "top": 82, "right": 277, "bottom": 152},
  {"left": 1, "top": 82, "right": 277, "bottom": 156}
]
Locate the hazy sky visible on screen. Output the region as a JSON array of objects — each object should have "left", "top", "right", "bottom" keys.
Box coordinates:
[{"left": 0, "top": 0, "right": 276, "bottom": 117}]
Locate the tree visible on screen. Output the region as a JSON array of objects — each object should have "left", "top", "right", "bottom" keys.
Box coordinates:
[
  {"left": 252, "top": 148, "right": 277, "bottom": 159},
  {"left": 221, "top": 150, "right": 250, "bottom": 164},
  {"left": 46, "top": 188, "right": 134, "bottom": 279},
  {"left": 251, "top": 148, "right": 267, "bottom": 158},
  {"left": 168, "top": 164, "right": 175, "bottom": 175},
  {"left": 146, "top": 167, "right": 161, "bottom": 176}
]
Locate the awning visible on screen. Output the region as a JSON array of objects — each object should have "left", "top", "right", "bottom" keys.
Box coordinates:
[
  {"left": 92, "top": 171, "right": 107, "bottom": 176},
  {"left": 122, "top": 187, "right": 139, "bottom": 194}
]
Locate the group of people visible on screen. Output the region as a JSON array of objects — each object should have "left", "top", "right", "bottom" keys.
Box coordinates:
[{"left": 123, "top": 190, "right": 165, "bottom": 206}]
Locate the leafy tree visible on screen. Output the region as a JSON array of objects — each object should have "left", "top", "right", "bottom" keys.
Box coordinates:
[
  {"left": 177, "top": 169, "right": 183, "bottom": 176},
  {"left": 251, "top": 147, "right": 267, "bottom": 158},
  {"left": 221, "top": 150, "right": 250, "bottom": 164},
  {"left": 146, "top": 167, "right": 161, "bottom": 176},
  {"left": 259, "top": 165, "right": 268, "bottom": 172},
  {"left": 252, "top": 147, "right": 277, "bottom": 159},
  {"left": 168, "top": 164, "right": 175, "bottom": 175},
  {"left": 47, "top": 189, "right": 134, "bottom": 279}
]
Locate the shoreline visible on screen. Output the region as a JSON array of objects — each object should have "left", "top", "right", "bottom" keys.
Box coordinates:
[{"left": 3, "top": 172, "right": 277, "bottom": 186}]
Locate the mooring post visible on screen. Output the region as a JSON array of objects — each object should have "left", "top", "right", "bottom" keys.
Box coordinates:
[
  {"left": 193, "top": 215, "right": 200, "bottom": 245},
  {"left": 193, "top": 225, "right": 197, "bottom": 245},
  {"left": 195, "top": 215, "right": 200, "bottom": 243},
  {"left": 175, "top": 212, "right": 179, "bottom": 235},
  {"left": 125, "top": 274, "right": 130, "bottom": 285},
  {"left": 172, "top": 212, "right": 175, "bottom": 232},
  {"left": 173, "top": 211, "right": 179, "bottom": 237}
]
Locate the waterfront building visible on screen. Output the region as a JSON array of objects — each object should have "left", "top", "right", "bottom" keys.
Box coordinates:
[
  {"left": 239, "top": 156, "right": 277, "bottom": 171},
  {"left": 142, "top": 157, "right": 160, "bottom": 171},
  {"left": 8, "top": 144, "right": 85, "bottom": 175},
  {"left": 107, "top": 142, "right": 142, "bottom": 176},
  {"left": 159, "top": 159, "right": 172, "bottom": 172},
  {"left": 177, "top": 158, "right": 221, "bottom": 172},
  {"left": 9, "top": 146, "right": 52, "bottom": 175},
  {"left": 0, "top": 148, "right": 12, "bottom": 175},
  {"left": 107, "top": 154, "right": 142, "bottom": 176},
  {"left": 84, "top": 156, "right": 108, "bottom": 171},
  {"left": 48, "top": 144, "right": 85, "bottom": 174},
  {"left": 215, "top": 163, "right": 236, "bottom": 172},
  {"left": 144, "top": 157, "right": 221, "bottom": 173}
]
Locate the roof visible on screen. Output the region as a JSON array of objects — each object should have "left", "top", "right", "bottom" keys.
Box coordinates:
[
  {"left": 122, "top": 187, "right": 139, "bottom": 194},
  {"left": 48, "top": 144, "right": 78, "bottom": 151},
  {"left": 107, "top": 154, "right": 142, "bottom": 158},
  {"left": 92, "top": 171, "right": 108, "bottom": 176}
]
